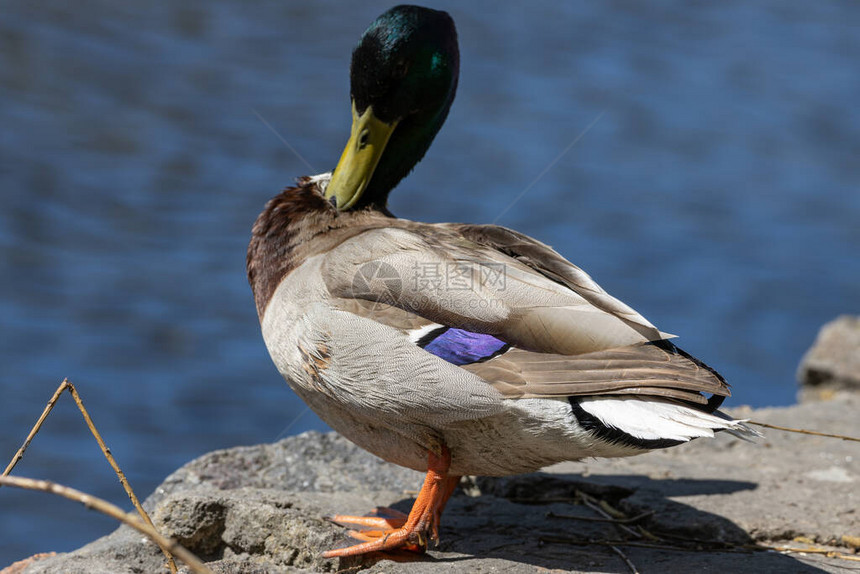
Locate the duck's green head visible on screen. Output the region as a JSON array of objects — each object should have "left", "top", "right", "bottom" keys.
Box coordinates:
[{"left": 325, "top": 5, "right": 459, "bottom": 211}]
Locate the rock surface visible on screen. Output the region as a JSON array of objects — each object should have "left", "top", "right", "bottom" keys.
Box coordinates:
[
  {"left": 797, "top": 315, "right": 860, "bottom": 402},
  {"left": 11, "top": 394, "right": 859, "bottom": 574}
]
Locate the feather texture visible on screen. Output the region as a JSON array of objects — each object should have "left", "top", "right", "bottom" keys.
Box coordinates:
[
  {"left": 465, "top": 340, "right": 729, "bottom": 405},
  {"left": 248, "top": 8, "right": 757, "bottom": 555},
  {"left": 249, "top": 175, "right": 754, "bottom": 476},
  {"left": 421, "top": 328, "right": 510, "bottom": 366}
]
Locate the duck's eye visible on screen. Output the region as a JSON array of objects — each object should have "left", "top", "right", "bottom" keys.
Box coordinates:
[
  {"left": 359, "top": 129, "right": 370, "bottom": 149},
  {"left": 394, "top": 59, "right": 409, "bottom": 77}
]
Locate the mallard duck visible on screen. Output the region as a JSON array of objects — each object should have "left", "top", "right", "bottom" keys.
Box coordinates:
[{"left": 247, "top": 5, "right": 756, "bottom": 558}]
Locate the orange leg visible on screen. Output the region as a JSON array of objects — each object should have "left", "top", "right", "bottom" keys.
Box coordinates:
[
  {"left": 323, "top": 446, "right": 460, "bottom": 558},
  {"left": 328, "top": 507, "right": 409, "bottom": 531}
]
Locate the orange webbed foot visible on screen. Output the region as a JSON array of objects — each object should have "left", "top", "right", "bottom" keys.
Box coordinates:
[
  {"left": 327, "top": 506, "right": 409, "bottom": 531},
  {"left": 322, "top": 447, "right": 460, "bottom": 558}
]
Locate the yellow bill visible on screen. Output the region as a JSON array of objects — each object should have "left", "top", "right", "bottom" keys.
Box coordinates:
[{"left": 325, "top": 103, "right": 399, "bottom": 211}]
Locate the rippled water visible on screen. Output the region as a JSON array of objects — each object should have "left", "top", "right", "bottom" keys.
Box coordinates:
[{"left": 1, "top": 1, "right": 858, "bottom": 564}]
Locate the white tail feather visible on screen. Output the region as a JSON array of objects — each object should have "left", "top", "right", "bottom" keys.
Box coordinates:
[{"left": 578, "top": 397, "right": 761, "bottom": 442}]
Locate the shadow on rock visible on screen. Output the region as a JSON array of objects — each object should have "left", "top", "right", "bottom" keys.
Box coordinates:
[
  {"left": 335, "top": 472, "right": 829, "bottom": 574},
  {"left": 18, "top": 433, "right": 836, "bottom": 574}
]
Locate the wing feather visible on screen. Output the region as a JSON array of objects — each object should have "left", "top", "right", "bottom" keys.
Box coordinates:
[
  {"left": 320, "top": 221, "right": 728, "bottom": 408},
  {"left": 321, "top": 225, "right": 665, "bottom": 354},
  {"left": 446, "top": 224, "right": 671, "bottom": 337},
  {"left": 465, "top": 341, "right": 730, "bottom": 406}
]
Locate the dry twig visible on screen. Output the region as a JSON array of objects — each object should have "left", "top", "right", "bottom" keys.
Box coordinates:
[
  {"left": 609, "top": 544, "right": 640, "bottom": 574},
  {"left": 539, "top": 535, "right": 752, "bottom": 554},
  {"left": 578, "top": 492, "right": 642, "bottom": 539},
  {"left": 0, "top": 475, "right": 212, "bottom": 574},
  {"left": 2, "top": 378, "right": 179, "bottom": 573},
  {"left": 547, "top": 509, "right": 655, "bottom": 525},
  {"left": 747, "top": 421, "right": 860, "bottom": 443},
  {"left": 754, "top": 543, "right": 860, "bottom": 562}
]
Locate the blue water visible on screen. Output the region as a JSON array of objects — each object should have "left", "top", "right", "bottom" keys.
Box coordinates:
[{"left": 1, "top": 0, "right": 858, "bottom": 565}]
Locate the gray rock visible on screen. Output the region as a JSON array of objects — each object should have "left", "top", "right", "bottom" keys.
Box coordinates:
[
  {"left": 14, "top": 396, "right": 860, "bottom": 574},
  {"left": 798, "top": 315, "right": 860, "bottom": 401}
]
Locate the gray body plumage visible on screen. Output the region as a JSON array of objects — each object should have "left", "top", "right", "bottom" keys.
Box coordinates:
[{"left": 251, "top": 175, "right": 755, "bottom": 477}]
